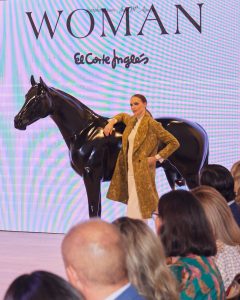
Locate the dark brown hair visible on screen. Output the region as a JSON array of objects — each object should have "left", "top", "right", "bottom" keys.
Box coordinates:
[
  {"left": 132, "top": 94, "right": 147, "bottom": 103},
  {"left": 157, "top": 190, "right": 216, "bottom": 257},
  {"left": 200, "top": 164, "right": 235, "bottom": 202}
]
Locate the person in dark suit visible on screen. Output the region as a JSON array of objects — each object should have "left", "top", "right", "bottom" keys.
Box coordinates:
[
  {"left": 200, "top": 164, "right": 240, "bottom": 226},
  {"left": 114, "top": 284, "right": 146, "bottom": 300},
  {"left": 61, "top": 219, "right": 146, "bottom": 300}
]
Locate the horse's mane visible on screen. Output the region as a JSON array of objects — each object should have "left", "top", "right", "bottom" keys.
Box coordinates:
[{"left": 50, "top": 87, "right": 103, "bottom": 120}]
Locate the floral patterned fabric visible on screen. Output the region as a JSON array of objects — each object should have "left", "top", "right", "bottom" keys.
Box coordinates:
[
  {"left": 170, "top": 254, "right": 226, "bottom": 300},
  {"left": 215, "top": 240, "right": 240, "bottom": 291}
]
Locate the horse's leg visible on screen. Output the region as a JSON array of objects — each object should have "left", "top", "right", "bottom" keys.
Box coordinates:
[
  {"left": 69, "top": 146, "right": 102, "bottom": 217},
  {"left": 185, "top": 173, "right": 199, "bottom": 189},
  {"left": 185, "top": 150, "right": 209, "bottom": 189},
  {"left": 175, "top": 172, "right": 186, "bottom": 187},
  {"left": 163, "top": 168, "right": 176, "bottom": 190},
  {"left": 83, "top": 170, "right": 102, "bottom": 218},
  {"left": 161, "top": 160, "right": 185, "bottom": 190}
]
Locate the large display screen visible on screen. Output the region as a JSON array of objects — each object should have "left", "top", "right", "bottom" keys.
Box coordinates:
[{"left": 0, "top": 0, "right": 239, "bottom": 232}]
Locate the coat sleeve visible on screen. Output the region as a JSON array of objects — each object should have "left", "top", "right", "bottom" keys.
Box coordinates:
[
  {"left": 151, "top": 120, "right": 180, "bottom": 159},
  {"left": 112, "top": 113, "right": 131, "bottom": 125}
]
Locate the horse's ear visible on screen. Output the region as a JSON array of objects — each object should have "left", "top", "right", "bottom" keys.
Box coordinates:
[
  {"left": 30, "top": 75, "right": 36, "bottom": 86},
  {"left": 39, "top": 77, "right": 49, "bottom": 92}
]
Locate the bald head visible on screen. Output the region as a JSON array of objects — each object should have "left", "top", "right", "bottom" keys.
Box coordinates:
[{"left": 62, "top": 219, "right": 127, "bottom": 286}]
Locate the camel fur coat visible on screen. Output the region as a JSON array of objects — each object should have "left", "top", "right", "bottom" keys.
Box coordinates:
[{"left": 107, "top": 112, "right": 180, "bottom": 218}]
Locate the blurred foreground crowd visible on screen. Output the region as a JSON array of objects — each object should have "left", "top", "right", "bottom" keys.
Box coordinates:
[{"left": 3, "top": 162, "right": 240, "bottom": 300}]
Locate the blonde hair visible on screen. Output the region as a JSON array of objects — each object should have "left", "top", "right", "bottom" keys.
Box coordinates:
[
  {"left": 113, "top": 217, "right": 179, "bottom": 300},
  {"left": 192, "top": 185, "right": 240, "bottom": 246},
  {"left": 231, "top": 161, "right": 240, "bottom": 204}
]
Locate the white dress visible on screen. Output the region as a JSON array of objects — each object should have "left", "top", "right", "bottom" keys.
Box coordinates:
[{"left": 127, "top": 117, "right": 143, "bottom": 219}]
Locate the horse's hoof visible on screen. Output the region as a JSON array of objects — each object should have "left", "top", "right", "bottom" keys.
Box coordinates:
[
  {"left": 175, "top": 179, "right": 186, "bottom": 187},
  {"left": 84, "top": 166, "right": 91, "bottom": 174}
]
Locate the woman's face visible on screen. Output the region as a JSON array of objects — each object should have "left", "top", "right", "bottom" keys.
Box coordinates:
[{"left": 130, "top": 96, "right": 146, "bottom": 118}]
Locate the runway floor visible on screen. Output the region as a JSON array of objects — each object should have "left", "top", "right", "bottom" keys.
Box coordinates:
[{"left": 0, "top": 231, "right": 66, "bottom": 298}]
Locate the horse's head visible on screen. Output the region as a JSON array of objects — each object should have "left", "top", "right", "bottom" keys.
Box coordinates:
[{"left": 14, "top": 76, "right": 53, "bottom": 130}]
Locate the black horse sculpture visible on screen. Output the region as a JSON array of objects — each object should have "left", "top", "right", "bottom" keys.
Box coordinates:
[{"left": 14, "top": 76, "right": 209, "bottom": 217}]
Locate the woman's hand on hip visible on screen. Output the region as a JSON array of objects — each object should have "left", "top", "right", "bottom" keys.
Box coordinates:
[{"left": 147, "top": 156, "right": 157, "bottom": 167}]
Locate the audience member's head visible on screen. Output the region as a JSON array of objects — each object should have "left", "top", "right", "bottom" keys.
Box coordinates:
[
  {"left": 192, "top": 185, "right": 240, "bottom": 246},
  {"left": 200, "top": 164, "right": 235, "bottom": 202},
  {"left": 3, "top": 271, "right": 82, "bottom": 300},
  {"left": 113, "top": 217, "right": 179, "bottom": 300},
  {"left": 61, "top": 219, "right": 128, "bottom": 300},
  {"left": 155, "top": 189, "right": 216, "bottom": 257},
  {"left": 231, "top": 160, "right": 240, "bottom": 203}
]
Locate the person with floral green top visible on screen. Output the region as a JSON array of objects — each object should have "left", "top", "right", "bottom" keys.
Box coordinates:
[{"left": 153, "top": 190, "right": 225, "bottom": 299}]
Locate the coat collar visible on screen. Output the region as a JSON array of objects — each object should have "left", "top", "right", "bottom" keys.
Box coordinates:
[
  {"left": 133, "top": 114, "right": 149, "bottom": 153},
  {"left": 122, "top": 113, "right": 150, "bottom": 155},
  {"left": 122, "top": 116, "right": 136, "bottom": 154}
]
